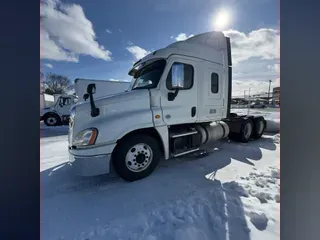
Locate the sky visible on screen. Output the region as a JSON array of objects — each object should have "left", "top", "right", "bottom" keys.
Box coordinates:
[{"left": 40, "top": 0, "right": 279, "bottom": 97}]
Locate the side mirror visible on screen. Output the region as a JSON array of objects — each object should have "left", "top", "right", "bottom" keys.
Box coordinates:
[
  {"left": 171, "top": 63, "right": 185, "bottom": 89},
  {"left": 83, "top": 93, "right": 89, "bottom": 101},
  {"left": 87, "top": 84, "right": 96, "bottom": 94},
  {"left": 168, "top": 63, "right": 184, "bottom": 101}
]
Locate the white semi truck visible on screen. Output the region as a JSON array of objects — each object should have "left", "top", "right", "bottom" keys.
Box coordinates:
[
  {"left": 68, "top": 31, "right": 267, "bottom": 181},
  {"left": 41, "top": 79, "right": 130, "bottom": 126}
]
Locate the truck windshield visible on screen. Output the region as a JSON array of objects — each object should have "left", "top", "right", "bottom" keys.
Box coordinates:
[{"left": 132, "top": 59, "right": 166, "bottom": 90}]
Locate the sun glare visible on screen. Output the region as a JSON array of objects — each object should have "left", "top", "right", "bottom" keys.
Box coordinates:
[{"left": 214, "top": 10, "right": 230, "bottom": 30}]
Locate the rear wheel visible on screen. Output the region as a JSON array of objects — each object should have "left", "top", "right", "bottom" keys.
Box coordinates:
[
  {"left": 43, "top": 114, "right": 61, "bottom": 126},
  {"left": 229, "top": 118, "right": 254, "bottom": 143},
  {"left": 239, "top": 119, "right": 254, "bottom": 143},
  {"left": 112, "top": 134, "right": 161, "bottom": 182},
  {"left": 252, "top": 117, "right": 266, "bottom": 139}
]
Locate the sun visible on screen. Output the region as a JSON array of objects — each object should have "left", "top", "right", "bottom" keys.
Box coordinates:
[{"left": 214, "top": 10, "right": 230, "bottom": 30}]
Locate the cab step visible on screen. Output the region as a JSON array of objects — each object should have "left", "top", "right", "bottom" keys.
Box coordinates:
[
  {"left": 172, "top": 147, "right": 200, "bottom": 157},
  {"left": 170, "top": 130, "right": 198, "bottom": 139}
]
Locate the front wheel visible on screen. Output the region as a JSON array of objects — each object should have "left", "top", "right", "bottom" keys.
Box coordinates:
[
  {"left": 112, "top": 134, "right": 161, "bottom": 182},
  {"left": 43, "top": 114, "right": 61, "bottom": 126}
]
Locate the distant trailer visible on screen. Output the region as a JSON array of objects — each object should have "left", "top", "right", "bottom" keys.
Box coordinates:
[{"left": 74, "top": 78, "right": 131, "bottom": 103}]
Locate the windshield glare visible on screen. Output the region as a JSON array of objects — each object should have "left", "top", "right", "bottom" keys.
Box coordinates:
[{"left": 132, "top": 59, "right": 166, "bottom": 90}]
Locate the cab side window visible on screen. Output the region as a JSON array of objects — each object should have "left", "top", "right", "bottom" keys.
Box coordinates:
[
  {"left": 166, "top": 62, "right": 194, "bottom": 90},
  {"left": 61, "top": 97, "right": 71, "bottom": 106},
  {"left": 211, "top": 73, "right": 219, "bottom": 93}
]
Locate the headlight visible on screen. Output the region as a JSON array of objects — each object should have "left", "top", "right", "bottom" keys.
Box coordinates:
[{"left": 73, "top": 128, "right": 98, "bottom": 146}]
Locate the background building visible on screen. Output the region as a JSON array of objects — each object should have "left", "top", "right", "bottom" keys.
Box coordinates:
[{"left": 272, "top": 87, "right": 280, "bottom": 104}]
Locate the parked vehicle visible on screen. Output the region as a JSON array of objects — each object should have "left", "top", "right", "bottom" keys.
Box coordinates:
[
  {"left": 250, "top": 101, "right": 266, "bottom": 109},
  {"left": 41, "top": 80, "right": 130, "bottom": 127},
  {"left": 41, "top": 94, "right": 77, "bottom": 126},
  {"left": 68, "top": 31, "right": 267, "bottom": 181},
  {"left": 40, "top": 93, "right": 55, "bottom": 107},
  {"left": 74, "top": 79, "right": 131, "bottom": 103},
  {"left": 40, "top": 93, "right": 55, "bottom": 121}
]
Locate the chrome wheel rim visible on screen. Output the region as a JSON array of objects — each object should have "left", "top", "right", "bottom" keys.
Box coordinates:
[
  {"left": 47, "top": 116, "right": 57, "bottom": 125},
  {"left": 125, "top": 143, "right": 153, "bottom": 172}
]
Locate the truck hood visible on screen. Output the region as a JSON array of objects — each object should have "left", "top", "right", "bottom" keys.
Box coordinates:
[{"left": 74, "top": 89, "right": 150, "bottom": 112}]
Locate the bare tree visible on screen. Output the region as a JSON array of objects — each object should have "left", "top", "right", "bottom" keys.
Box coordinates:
[
  {"left": 40, "top": 70, "right": 44, "bottom": 81},
  {"left": 42, "top": 72, "right": 73, "bottom": 95},
  {"left": 40, "top": 70, "right": 44, "bottom": 93}
]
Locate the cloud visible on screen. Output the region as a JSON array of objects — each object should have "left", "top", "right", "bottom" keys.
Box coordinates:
[
  {"left": 40, "top": 0, "right": 112, "bottom": 62},
  {"left": 44, "top": 63, "right": 53, "bottom": 69},
  {"left": 106, "top": 29, "right": 112, "bottom": 34},
  {"left": 232, "top": 79, "right": 279, "bottom": 97},
  {"left": 267, "top": 63, "right": 280, "bottom": 72},
  {"left": 127, "top": 46, "right": 151, "bottom": 61},
  {"left": 223, "top": 28, "right": 279, "bottom": 63},
  {"left": 172, "top": 33, "right": 194, "bottom": 41},
  {"left": 232, "top": 58, "right": 279, "bottom": 81},
  {"left": 41, "top": 30, "right": 78, "bottom": 62}
]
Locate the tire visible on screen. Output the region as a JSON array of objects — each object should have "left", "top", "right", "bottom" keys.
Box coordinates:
[
  {"left": 239, "top": 118, "right": 254, "bottom": 143},
  {"left": 228, "top": 118, "right": 254, "bottom": 143},
  {"left": 112, "top": 134, "right": 162, "bottom": 182},
  {"left": 252, "top": 117, "right": 266, "bottom": 139},
  {"left": 43, "top": 114, "right": 61, "bottom": 126}
]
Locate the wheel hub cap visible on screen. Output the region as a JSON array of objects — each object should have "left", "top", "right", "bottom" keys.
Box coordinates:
[
  {"left": 48, "top": 117, "right": 56, "bottom": 125},
  {"left": 125, "top": 143, "right": 153, "bottom": 172},
  {"left": 136, "top": 154, "right": 146, "bottom": 164}
]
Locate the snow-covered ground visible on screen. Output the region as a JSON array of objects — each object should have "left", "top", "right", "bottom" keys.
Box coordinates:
[{"left": 40, "top": 112, "right": 280, "bottom": 240}]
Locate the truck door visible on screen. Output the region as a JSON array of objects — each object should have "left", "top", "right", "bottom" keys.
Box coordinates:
[
  {"left": 160, "top": 56, "right": 198, "bottom": 125},
  {"left": 201, "top": 65, "right": 225, "bottom": 121},
  {"left": 56, "top": 97, "right": 73, "bottom": 116}
]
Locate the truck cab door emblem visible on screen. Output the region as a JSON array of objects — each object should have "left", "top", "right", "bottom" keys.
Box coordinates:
[{"left": 210, "top": 109, "right": 216, "bottom": 114}]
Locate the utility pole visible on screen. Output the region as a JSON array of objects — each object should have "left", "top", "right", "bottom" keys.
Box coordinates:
[
  {"left": 267, "top": 80, "right": 272, "bottom": 104},
  {"left": 244, "top": 90, "right": 247, "bottom": 99},
  {"left": 247, "top": 88, "right": 251, "bottom": 115}
]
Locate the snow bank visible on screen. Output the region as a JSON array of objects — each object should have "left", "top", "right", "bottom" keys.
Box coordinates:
[
  {"left": 231, "top": 109, "right": 280, "bottom": 133},
  {"left": 236, "top": 166, "right": 280, "bottom": 238},
  {"left": 46, "top": 166, "right": 279, "bottom": 240},
  {"left": 248, "top": 212, "right": 269, "bottom": 230},
  {"left": 67, "top": 187, "right": 229, "bottom": 240}
]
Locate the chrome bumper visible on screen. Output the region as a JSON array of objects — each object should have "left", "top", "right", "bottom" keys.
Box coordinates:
[{"left": 69, "top": 152, "right": 111, "bottom": 177}]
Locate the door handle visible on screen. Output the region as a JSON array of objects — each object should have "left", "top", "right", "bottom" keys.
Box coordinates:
[{"left": 191, "top": 106, "right": 196, "bottom": 117}]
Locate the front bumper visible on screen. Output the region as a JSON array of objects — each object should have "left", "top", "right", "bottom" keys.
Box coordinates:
[{"left": 69, "top": 152, "right": 112, "bottom": 177}]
